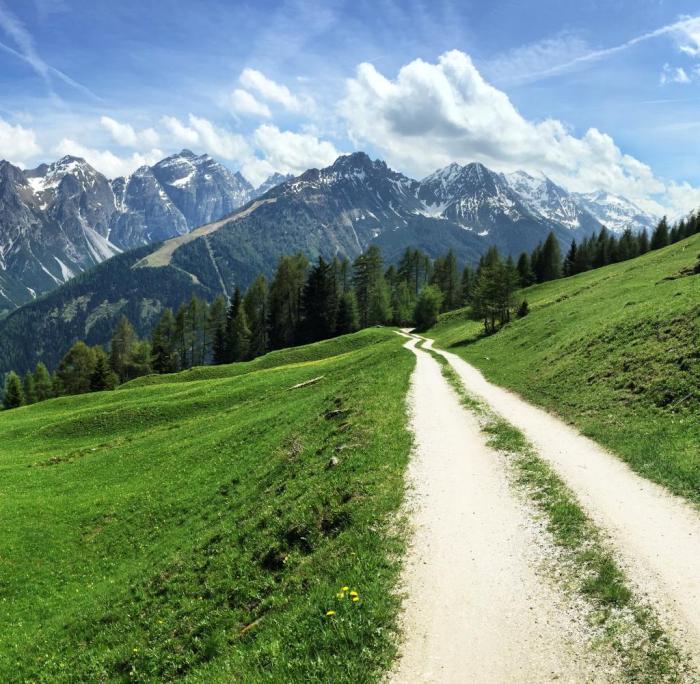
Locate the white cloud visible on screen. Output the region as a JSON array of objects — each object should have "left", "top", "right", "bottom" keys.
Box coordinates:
[
  {"left": 229, "top": 89, "right": 271, "bottom": 118},
  {"left": 0, "top": 117, "right": 41, "bottom": 164},
  {"left": 673, "top": 15, "right": 700, "bottom": 57},
  {"left": 486, "top": 33, "right": 591, "bottom": 85},
  {"left": 660, "top": 63, "right": 692, "bottom": 85},
  {"left": 340, "top": 50, "right": 670, "bottom": 209},
  {"left": 161, "top": 114, "right": 250, "bottom": 160},
  {"left": 239, "top": 68, "right": 309, "bottom": 112},
  {"left": 53, "top": 138, "right": 163, "bottom": 177},
  {"left": 665, "top": 180, "right": 700, "bottom": 218},
  {"left": 100, "top": 116, "right": 159, "bottom": 147},
  {"left": 242, "top": 123, "right": 339, "bottom": 185}
]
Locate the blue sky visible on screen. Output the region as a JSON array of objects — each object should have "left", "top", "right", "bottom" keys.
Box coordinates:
[{"left": 2, "top": 0, "right": 700, "bottom": 214}]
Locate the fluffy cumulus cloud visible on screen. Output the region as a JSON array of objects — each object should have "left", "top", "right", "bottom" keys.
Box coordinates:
[
  {"left": 162, "top": 114, "right": 250, "bottom": 160},
  {"left": 0, "top": 117, "right": 41, "bottom": 164},
  {"left": 100, "top": 116, "right": 160, "bottom": 147},
  {"left": 229, "top": 89, "right": 271, "bottom": 118},
  {"left": 340, "top": 50, "right": 670, "bottom": 212},
  {"left": 53, "top": 138, "right": 164, "bottom": 177},
  {"left": 241, "top": 124, "right": 340, "bottom": 185},
  {"left": 239, "top": 68, "right": 310, "bottom": 112}
]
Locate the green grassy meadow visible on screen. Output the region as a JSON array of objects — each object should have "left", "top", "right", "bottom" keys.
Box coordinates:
[
  {"left": 0, "top": 328, "right": 414, "bottom": 683},
  {"left": 428, "top": 234, "right": 700, "bottom": 505}
]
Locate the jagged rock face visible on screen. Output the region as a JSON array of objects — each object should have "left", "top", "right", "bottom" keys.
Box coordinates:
[
  {"left": 109, "top": 166, "right": 189, "bottom": 247},
  {"left": 150, "top": 150, "right": 254, "bottom": 228},
  {"left": 254, "top": 172, "right": 294, "bottom": 197},
  {"left": 0, "top": 151, "right": 263, "bottom": 312}
]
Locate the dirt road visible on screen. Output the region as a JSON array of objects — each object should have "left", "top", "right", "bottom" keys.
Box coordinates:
[
  {"left": 391, "top": 336, "right": 602, "bottom": 683},
  {"left": 422, "top": 337, "right": 700, "bottom": 670}
]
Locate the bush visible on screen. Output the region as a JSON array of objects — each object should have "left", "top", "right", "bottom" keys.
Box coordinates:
[{"left": 517, "top": 300, "right": 530, "bottom": 318}]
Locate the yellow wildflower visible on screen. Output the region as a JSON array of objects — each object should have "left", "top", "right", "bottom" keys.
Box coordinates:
[
  {"left": 349, "top": 591, "right": 358, "bottom": 598},
  {"left": 352, "top": 596, "right": 360, "bottom": 603},
  {"left": 336, "top": 592, "right": 345, "bottom": 599},
  {"left": 326, "top": 610, "right": 336, "bottom": 617},
  {"left": 341, "top": 586, "right": 349, "bottom": 591}
]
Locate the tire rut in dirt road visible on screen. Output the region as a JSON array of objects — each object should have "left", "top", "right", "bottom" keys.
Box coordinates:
[{"left": 391, "top": 336, "right": 603, "bottom": 683}]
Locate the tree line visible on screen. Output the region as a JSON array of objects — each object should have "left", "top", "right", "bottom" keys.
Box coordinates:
[
  {"left": 4, "top": 212, "right": 699, "bottom": 408},
  {"left": 1, "top": 246, "right": 469, "bottom": 409}
]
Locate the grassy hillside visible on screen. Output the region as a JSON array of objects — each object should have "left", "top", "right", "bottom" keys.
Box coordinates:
[
  {"left": 0, "top": 328, "right": 414, "bottom": 682},
  {"left": 428, "top": 234, "right": 700, "bottom": 504}
]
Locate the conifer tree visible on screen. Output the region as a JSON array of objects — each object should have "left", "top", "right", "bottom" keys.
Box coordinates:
[
  {"left": 563, "top": 240, "right": 578, "bottom": 277},
  {"left": 151, "top": 308, "right": 178, "bottom": 374},
  {"left": 391, "top": 280, "right": 415, "bottom": 326},
  {"left": 90, "top": 349, "right": 117, "bottom": 391},
  {"left": 638, "top": 229, "right": 650, "bottom": 254},
  {"left": 3, "top": 371, "right": 24, "bottom": 409},
  {"left": 336, "top": 290, "right": 360, "bottom": 334},
  {"left": 461, "top": 265, "right": 475, "bottom": 304},
  {"left": 109, "top": 315, "right": 137, "bottom": 382},
  {"left": 23, "top": 372, "right": 37, "bottom": 404},
  {"left": 33, "top": 362, "right": 53, "bottom": 401},
  {"left": 300, "top": 257, "right": 337, "bottom": 342},
  {"left": 540, "top": 232, "right": 562, "bottom": 281},
  {"left": 268, "top": 254, "right": 308, "bottom": 349},
  {"left": 651, "top": 216, "right": 670, "bottom": 250},
  {"left": 57, "top": 341, "right": 96, "bottom": 395},
  {"left": 516, "top": 252, "right": 535, "bottom": 287},
  {"left": 244, "top": 276, "right": 269, "bottom": 358}
]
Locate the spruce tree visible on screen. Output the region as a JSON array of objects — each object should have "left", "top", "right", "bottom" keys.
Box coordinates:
[
  {"left": 109, "top": 316, "right": 137, "bottom": 382},
  {"left": 300, "top": 257, "right": 337, "bottom": 342},
  {"left": 638, "top": 229, "right": 650, "bottom": 254},
  {"left": 461, "top": 266, "right": 475, "bottom": 304},
  {"left": 23, "top": 372, "right": 37, "bottom": 404},
  {"left": 336, "top": 291, "right": 360, "bottom": 334},
  {"left": 391, "top": 280, "right": 415, "bottom": 326},
  {"left": 563, "top": 240, "right": 578, "bottom": 277},
  {"left": 151, "top": 308, "right": 178, "bottom": 374},
  {"left": 3, "top": 371, "right": 24, "bottom": 409},
  {"left": 651, "top": 217, "right": 670, "bottom": 250},
  {"left": 540, "top": 232, "right": 562, "bottom": 281},
  {"left": 268, "top": 254, "right": 308, "bottom": 349},
  {"left": 57, "top": 341, "right": 97, "bottom": 395},
  {"left": 244, "top": 276, "right": 269, "bottom": 358},
  {"left": 516, "top": 252, "right": 535, "bottom": 287},
  {"left": 90, "top": 349, "right": 117, "bottom": 391},
  {"left": 33, "top": 362, "right": 53, "bottom": 401}
]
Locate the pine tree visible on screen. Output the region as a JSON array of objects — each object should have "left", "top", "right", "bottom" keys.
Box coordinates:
[
  {"left": 563, "top": 240, "right": 577, "bottom": 277},
  {"left": 23, "top": 372, "right": 37, "bottom": 404},
  {"left": 353, "top": 246, "right": 391, "bottom": 327},
  {"left": 268, "top": 254, "right": 308, "bottom": 349},
  {"left": 244, "top": 276, "right": 269, "bottom": 358},
  {"left": 151, "top": 309, "right": 178, "bottom": 374},
  {"left": 651, "top": 216, "right": 670, "bottom": 250},
  {"left": 231, "top": 304, "right": 251, "bottom": 361},
  {"left": 391, "top": 280, "right": 415, "bottom": 326},
  {"left": 3, "top": 371, "right": 24, "bottom": 409},
  {"left": 57, "top": 341, "right": 97, "bottom": 395},
  {"left": 638, "top": 229, "right": 650, "bottom": 254},
  {"left": 300, "top": 257, "right": 337, "bottom": 342},
  {"left": 33, "top": 362, "right": 53, "bottom": 401},
  {"left": 336, "top": 291, "right": 360, "bottom": 334},
  {"left": 540, "top": 232, "right": 562, "bottom": 281},
  {"left": 90, "top": 349, "right": 117, "bottom": 391},
  {"left": 431, "top": 250, "right": 460, "bottom": 311},
  {"left": 461, "top": 266, "right": 475, "bottom": 304},
  {"left": 516, "top": 252, "right": 535, "bottom": 287},
  {"left": 109, "top": 315, "right": 137, "bottom": 382}
]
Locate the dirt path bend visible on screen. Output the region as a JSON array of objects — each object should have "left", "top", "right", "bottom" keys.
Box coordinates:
[
  {"left": 392, "top": 336, "right": 602, "bottom": 683},
  {"left": 422, "top": 337, "right": 700, "bottom": 667}
]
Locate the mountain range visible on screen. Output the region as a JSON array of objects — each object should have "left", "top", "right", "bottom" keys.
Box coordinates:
[
  {"left": 0, "top": 150, "right": 660, "bottom": 374},
  {"left": 0, "top": 150, "right": 286, "bottom": 312}
]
